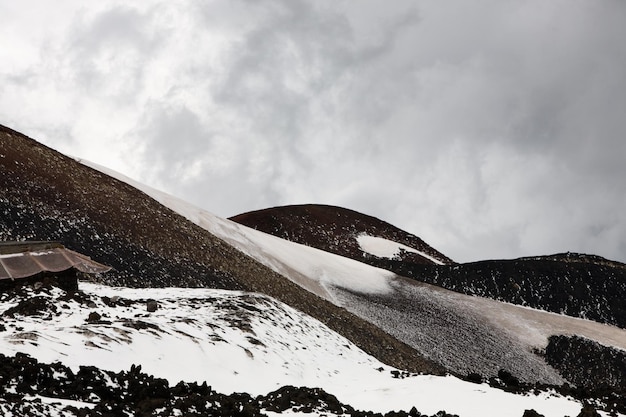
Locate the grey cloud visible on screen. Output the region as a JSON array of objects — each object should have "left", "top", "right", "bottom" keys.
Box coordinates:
[
  {"left": 2, "top": 0, "right": 626, "bottom": 263},
  {"left": 63, "top": 5, "right": 163, "bottom": 101},
  {"left": 191, "top": 0, "right": 626, "bottom": 263},
  {"left": 136, "top": 103, "right": 211, "bottom": 173}
]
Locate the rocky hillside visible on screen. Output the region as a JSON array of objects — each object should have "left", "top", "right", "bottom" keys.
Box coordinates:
[
  {"left": 230, "top": 204, "right": 453, "bottom": 265},
  {"left": 0, "top": 124, "right": 437, "bottom": 375},
  {"left": 544, "top": 335, "right": 626, "bottom": 394},
  {"left": 376, "top": 254, "right": 626, "bottom": 329},
  {"left": 231, "top": 205, "right": 626, "bottom": 328},
  {"left": 146, "top": 187, "right": 626, "bottom": 389}
]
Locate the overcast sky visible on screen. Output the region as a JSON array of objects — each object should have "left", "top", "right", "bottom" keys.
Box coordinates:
[{"left": 2, "top": 0, "right": 625, "bottom": 263}]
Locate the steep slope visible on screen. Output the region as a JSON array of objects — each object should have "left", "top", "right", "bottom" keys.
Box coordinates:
[
  {"left": 231, "top": 205, "right": 626, "bottom": 328},
  {"left": 103, "top": 165, "right": 626, "bottom": 387},
  {"left": 0, "top": 124, "right": 438, "bottom": 374},
  {"left": 230, "top": 205, "right": 453, "bottom": 265}
]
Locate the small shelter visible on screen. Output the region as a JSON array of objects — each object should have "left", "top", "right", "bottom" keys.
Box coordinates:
[{"left": 0, "top": 241, "right": 110, "bottom": 291}]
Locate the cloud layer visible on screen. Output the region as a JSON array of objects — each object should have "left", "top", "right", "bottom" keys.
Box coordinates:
[{"left": 2, "top": 0, "right": 626, "bottom": 263}]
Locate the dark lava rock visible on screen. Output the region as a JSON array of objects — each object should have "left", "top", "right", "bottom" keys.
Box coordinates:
[
  {"left": 465, "top": 372, "right": 483, "bottom": 384},
  {"left": 545, "top": 335, "right": 626, "bottom": 393},
  {"left": 230, "top": 204, "right": 452, "bottom": 266},
  {"left": 146, "top": 300, "right": 158, "bottom": 312},
  {"left": 522, "top": 410, "right": 545, "bottom": 417},
  {"left": 376, "top": 254, "right": 626, "bottom": 329},
  {"left": 542, "top": 335, "right": 626, "bottom": 415},
  {"left": 576, "top": 405, "right": 602, "bottom": 417},
  {"left": 0, "top": 353, "right": 462, "bottom": 417},
  {"left": 2, "top": 296, "right": 57, "bottom": 317},
  {"left": 259, "top": 385, "right": 354, "bottom": 414},
  {"left": 86, "top": 311, "right": 102, "bottom": 322}
]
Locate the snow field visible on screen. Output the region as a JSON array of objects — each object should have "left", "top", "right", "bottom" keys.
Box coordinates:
[{"left": 0, "top": 283, "right": 590, "bottom": 417}]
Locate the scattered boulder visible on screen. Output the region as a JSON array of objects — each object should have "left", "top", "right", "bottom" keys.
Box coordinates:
[
  {"left": 577, "top": 405, "right": 601, "bottom": 417},
  {"left": 146, "top": 300, "right": 158, "bottom": 312},
  {"left": 87, "top": 311, "right": 102, "bottom": 323},
  {"left": 465, "top": 372, "right": 483, "bottom": 384},
  {"left": 488, "top": 369, "right": 523, "bottom": 393},
  {"left": 259, "top": 385, "right": 354, "bottom": 415},
  {"left": 0, "top": 353, "right": 466, "bottom": 417},
  {"left": 2, "top": 296, "right": 57, "bottom": 317}
]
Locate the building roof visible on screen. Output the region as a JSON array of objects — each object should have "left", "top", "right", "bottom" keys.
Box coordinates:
[{"left": 0, "top": 241, "right": 111, "bottom": 280}]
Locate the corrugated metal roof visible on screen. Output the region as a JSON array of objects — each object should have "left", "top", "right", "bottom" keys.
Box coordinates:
[
  {"left": 0, "top": 241, "right": 63, "bottom": 255},
  {"left": 0, "top": 242, "right": 111, "bottom": 280}
]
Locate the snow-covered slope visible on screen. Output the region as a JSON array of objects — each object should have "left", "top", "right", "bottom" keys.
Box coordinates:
[
  {"left": 231, "top": 204, "right": 626, "bottom": 331},
  {"left": 2, "top": 128, "right": 437, "bottom": 376},
  {"left": 85, "top": 161, "right": 626, "bottom": 379},
  {"left": 0, "top": 283, "right": 387, "bottom": 396},
  {"left": 80, "top": 161, "right": 396, "bottom": 302},
  {"left": 0, "top": 283, "right": 588, "bottom": 417}
]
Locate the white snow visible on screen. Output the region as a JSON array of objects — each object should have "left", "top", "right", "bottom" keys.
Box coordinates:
[
  {"left": 164, "top": 195, "right": 394, "bottom": 297},
  {"left": 0, "top": 283, "right": 391, "bottom": 395},
  {"left": 0, "top": 283, "right": 590, "bottom": 417},
  {"left": 356, "top": 233, "right": 445, "bottom": 264},
  {"left": 25, "top": 395, "right": 96, "bottom": 410}
]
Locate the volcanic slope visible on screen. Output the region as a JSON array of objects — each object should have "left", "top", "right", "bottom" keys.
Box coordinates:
[
  {"left": 0, "top": 124, "right": 437, "bottom": 374},
  {"left": 230, "top": 204, "right": 453, "bottom": 266},
  {"left": 231, "top": 205, "right": 626, "bottom": 329},
  {"left": 93, "top": 161, "right": 626, "bottom": 387}
]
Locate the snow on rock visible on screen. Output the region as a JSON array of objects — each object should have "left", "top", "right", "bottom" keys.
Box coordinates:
[
  {"left": 356, "top": 233, "right": 445, "bottom": 264},
  {"left": 0, "top": 283, "right": 388, "bottom": 395},
  {"left": 0, "top": 398, "right": 95, "bottom": 417},
  {"left": 0, "top": 283, "right": 588, "bottom": 417}
]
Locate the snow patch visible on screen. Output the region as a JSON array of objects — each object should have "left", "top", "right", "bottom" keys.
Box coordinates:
[{"left": 356, "top": 233, "right": 444, "bottom": 264}]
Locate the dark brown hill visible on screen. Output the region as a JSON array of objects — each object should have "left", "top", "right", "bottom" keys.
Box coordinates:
[
  {"left": 0, "top": 124, "right": 442, "bottom": 375},
  {"left": 230, "top": 204, "right": 453, "bottom": 265}
]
